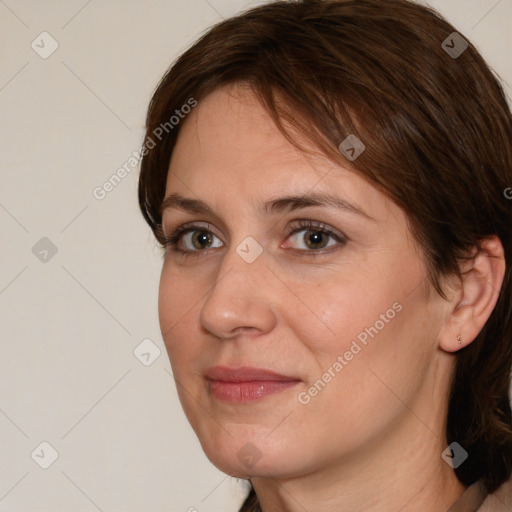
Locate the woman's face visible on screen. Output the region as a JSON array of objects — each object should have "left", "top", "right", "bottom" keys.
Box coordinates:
[{"left": 159, "top": 83, "right": 452, "bottom": 480}]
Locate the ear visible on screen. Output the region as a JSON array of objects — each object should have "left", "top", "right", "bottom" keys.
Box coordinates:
[{"left": 439, "top": 236, "right": 506, "bottom": 353}]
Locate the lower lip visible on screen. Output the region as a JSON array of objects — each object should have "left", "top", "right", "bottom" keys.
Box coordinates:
[{"left": 207, "top": 379, "right": 300, "bottom": 402}]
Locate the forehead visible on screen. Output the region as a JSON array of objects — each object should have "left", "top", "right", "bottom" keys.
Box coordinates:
[
  {"left": 165, "top": 83, "right": 396, "bottom": 223},
  {"left": 170, "top": 84, "right": 311, "bottom": 178}
]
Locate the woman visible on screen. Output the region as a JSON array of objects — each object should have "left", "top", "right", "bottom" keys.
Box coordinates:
[{"left": 138, "top": 0, "right": 512, "bottom": 510}]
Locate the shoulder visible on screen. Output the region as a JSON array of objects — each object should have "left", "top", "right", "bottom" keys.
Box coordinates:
[{"left": 479, "top": 476, "right": 512, "bottom": 511}]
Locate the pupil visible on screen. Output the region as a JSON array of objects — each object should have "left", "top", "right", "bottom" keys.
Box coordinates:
[{"left": 194, "top": 231, "right": 211, "bottom": 249}]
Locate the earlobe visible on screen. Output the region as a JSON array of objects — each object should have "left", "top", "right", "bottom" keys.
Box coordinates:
[{"left": 439, "top": 236, "right": 505, "bottom": 353}]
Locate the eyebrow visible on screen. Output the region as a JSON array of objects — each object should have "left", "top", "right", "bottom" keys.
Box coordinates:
[{"left": 160, "top": 191, "right": 374, "bottom": 220}]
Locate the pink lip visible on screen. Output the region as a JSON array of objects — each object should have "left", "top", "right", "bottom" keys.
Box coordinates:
[{"left": 204, "top": 366, "right": 301, "bottom": 402}]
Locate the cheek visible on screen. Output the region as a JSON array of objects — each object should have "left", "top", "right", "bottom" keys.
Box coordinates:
[
  {"left": 288, "top": 260, "right": 429, "bottom": 410},
  {"left": 291, "top": 271, "right": 404, "bottom": 357},
  {"left": 298, "top": 280, "right": 437, "bottom": 427},
  {"left": 158, "top": 262, "right": 206, "bottom": 336},
  {"left": 158, "top": 264, "right": 182, "bottom": 332},
  {"left": 158, "top": 267, "right": 203, "bottom": 372}
]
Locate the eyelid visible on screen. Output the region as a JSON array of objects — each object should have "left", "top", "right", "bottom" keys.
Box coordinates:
[
  {"left": 162, "top": 221, "right": 222, "bottom": 246},
  {"left": 286, "top": 219, "right": 347, "bottom": 241},
  {"left": 163, "top": 221, "right": 218, "bottom": 239}
]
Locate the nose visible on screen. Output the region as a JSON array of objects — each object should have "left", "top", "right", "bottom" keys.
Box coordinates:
[{"left": 199, "top": 242, "right": 277, "bottom": 340}]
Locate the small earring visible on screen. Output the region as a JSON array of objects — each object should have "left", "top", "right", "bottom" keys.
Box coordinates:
[{"left": 457, "top": 334, "right": 462, "bottom": 345}]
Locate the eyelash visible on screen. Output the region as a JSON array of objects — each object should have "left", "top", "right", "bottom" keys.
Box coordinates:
[{"left": 162, "top": 220, "right": 346, "bottom": 259}]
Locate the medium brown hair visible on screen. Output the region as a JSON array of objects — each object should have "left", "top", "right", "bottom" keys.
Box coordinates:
[{"left": 138, "top": 0, "right": 512, "bottom": 506}]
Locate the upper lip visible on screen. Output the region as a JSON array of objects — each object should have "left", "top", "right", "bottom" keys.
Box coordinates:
[{"left": 204, "top": 366, "right": 300, "bottom": 382}]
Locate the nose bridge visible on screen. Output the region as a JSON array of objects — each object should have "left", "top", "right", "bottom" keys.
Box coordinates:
[{"left": 199, "top": 239, "right": 276, "bottom": 338}]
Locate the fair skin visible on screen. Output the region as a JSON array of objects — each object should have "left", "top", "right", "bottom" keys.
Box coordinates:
[{"left": 158, "top": 83, "right": 505, "bottom": 512}]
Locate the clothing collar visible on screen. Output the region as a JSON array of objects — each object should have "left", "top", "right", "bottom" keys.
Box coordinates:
[{"left": 446, "top": 479, "right": 488, "bottom": 512}]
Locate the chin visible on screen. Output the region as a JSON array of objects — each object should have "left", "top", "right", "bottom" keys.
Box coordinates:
[{"left": 198, "top": 430, "right": 313, "bottom": 480}]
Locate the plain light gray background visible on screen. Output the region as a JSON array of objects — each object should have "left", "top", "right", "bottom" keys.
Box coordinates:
[{"left": 1, "top": 1, "right": 511, "bottom": 511}]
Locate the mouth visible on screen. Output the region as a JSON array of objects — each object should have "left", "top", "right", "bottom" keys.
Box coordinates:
[{"left": 204, "top": 365, "right": 301, "bottom": 403}]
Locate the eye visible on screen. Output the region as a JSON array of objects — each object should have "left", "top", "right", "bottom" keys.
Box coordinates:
[
  {"left": 163, "top": 223, "right": 223, "bottom": 255},
  {"left": 283, "top": 220, "right": 346, "bottom": 253},
  {"left": 162, "top": 219, "right": 346, "bottom": 259}
]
